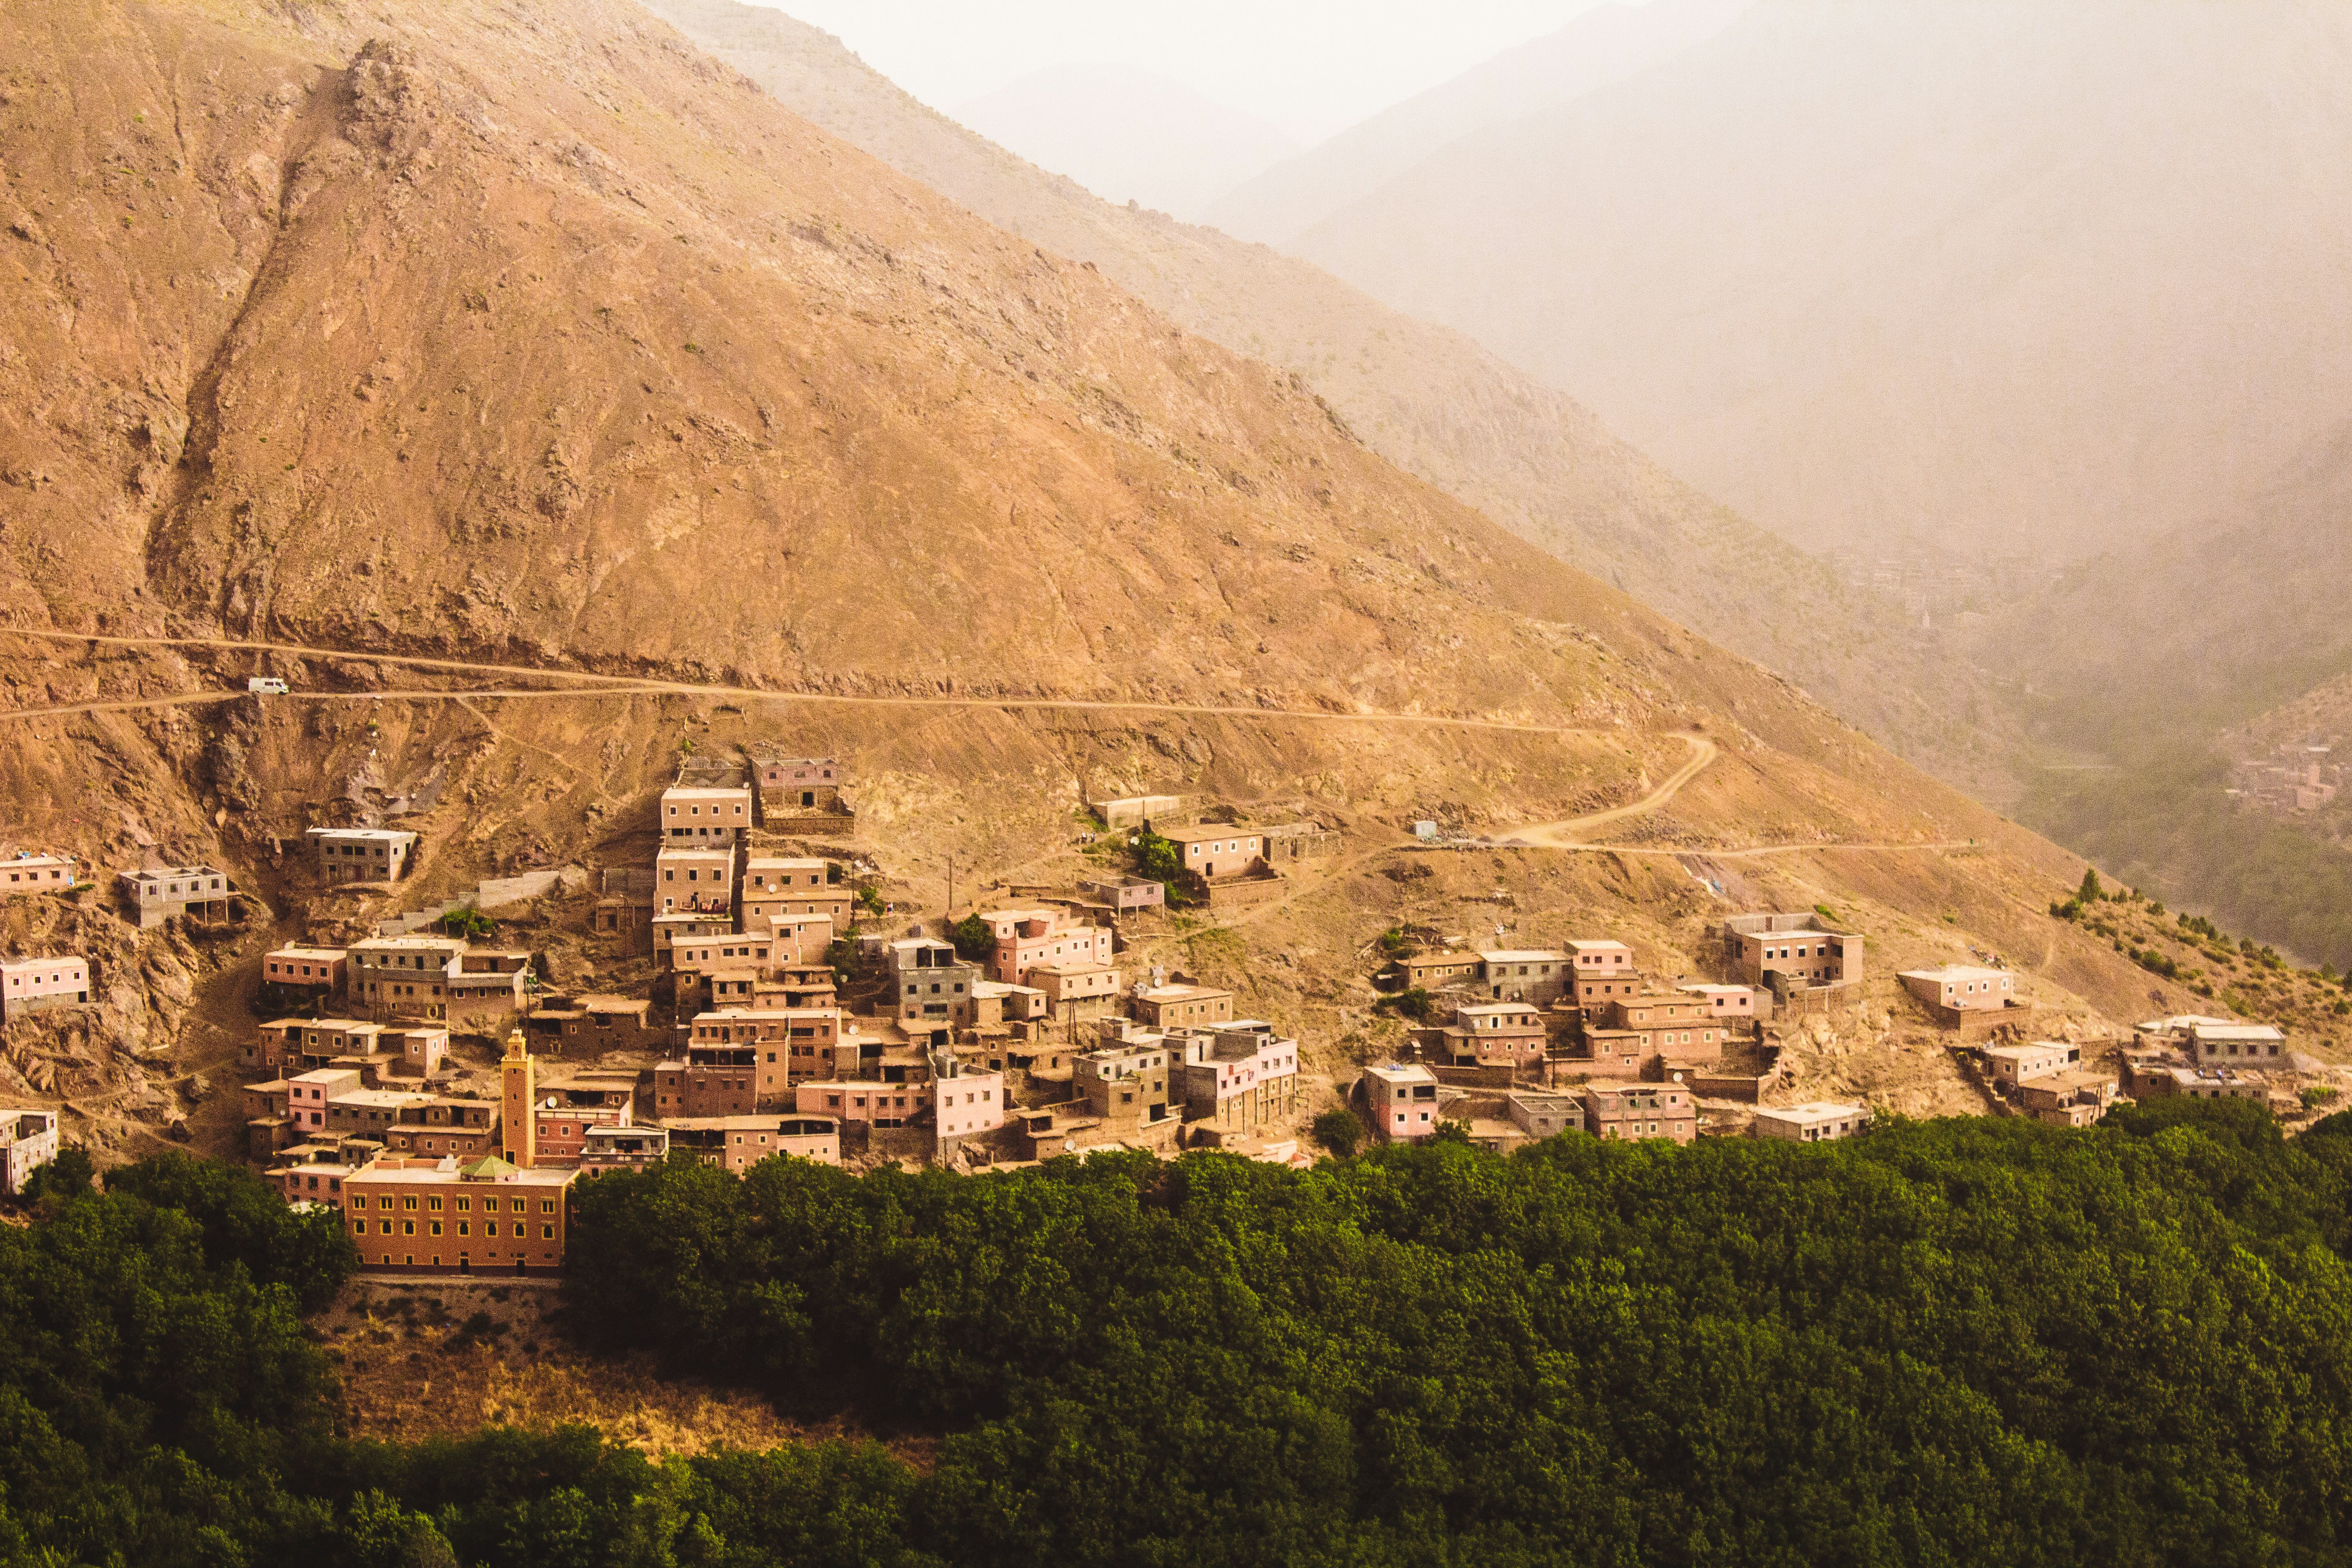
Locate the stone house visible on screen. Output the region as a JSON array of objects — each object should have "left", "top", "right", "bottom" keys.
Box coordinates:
[
  {"left": 0, "top": 1109, "right": 59, "bottom": 1196},
  {"left": 307, "top": 827, "right": 418, "bottom": 883},
  {"left": 664, "top": 1115, "right": 841, "bottom": 1172},
  {"left": 1724, "top": 914, "right": 1865, "bottom": 990},
  {"left": 260, "top": 946, "right": 345, "bottom": 1011},
  {"left": 1899, "top": 966, "right": 2014, "bottom": 1013},
  {"left": 980, "top": 907, "right": 1114, "bottom": 985},
  {"left": 1980, "top": 1040, "right": 2080, "bottom": 1087},
  {"left": 1132, "top": 983, "right": 1235, "bottom": 1029},
  {"left": 1477, "top": 949, "right": 1572, "bottom": 1005},
  {"left": 1582, "top": 1081, "right": 1697, "bottom": 1144},
  {"left": 1169, "top": 1021, "right": 1300, "bottom": 1132}
]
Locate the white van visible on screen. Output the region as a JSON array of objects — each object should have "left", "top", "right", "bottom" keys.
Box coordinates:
[{"left": 246, "top": 676, "right": 290, "bottom": 696}]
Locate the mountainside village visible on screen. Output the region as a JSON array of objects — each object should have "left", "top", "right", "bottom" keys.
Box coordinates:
[{"left": 0, "top": 740, "right": 2334, "bottom": 1275}]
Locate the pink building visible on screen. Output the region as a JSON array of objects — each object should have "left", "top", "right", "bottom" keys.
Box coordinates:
[
  {"left": 979, "top": 908, "right": 1114, "bottom": 985},
  {"left": 0, "top": 954, "right": 89, "bottom": 1021},
  {"left": 261, "top": 946, "right": 346, "bottom": 1006},
  {"left": 752, "top": 755, "right": 847, "bottom": 809},
  {"left": 1362, "top": 1062, "right": 1444, "bottom": 1142},
  {"left": 287, "top": 1068, "right": 363, "bottom": 1137},
  {"left": 933, "top": 1063, "right": 1007, "bottom": 1143}
]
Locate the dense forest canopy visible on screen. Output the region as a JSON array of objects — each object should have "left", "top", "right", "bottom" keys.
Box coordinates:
[{"left": 5, "top": 1108, "right": 2351, "bottom": 1566}]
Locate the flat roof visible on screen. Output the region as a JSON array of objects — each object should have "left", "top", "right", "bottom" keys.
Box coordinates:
[
  {"left": 745, "top": 854, "right": 827, "bottom": 867},
  {"left": 306, "top": 826, "right": 416, "bottom": 841},
  {"left": 1137, "top": 984, "right": 1233, "bottom": 1001},
  {"left": 661, "top": 1115, "right": 840, "bottom": 1132},
  {"left": 266, "top": 946, "right": 347, "bottom": 960},
  {"left": 1677, "top": 984, "right": 1755, "bottom": 995},
  {"left": 0, "top": 953, "right": 82, "bottom": 970},
  {"left": 1479, "top": 949, "right": 1569, "bottom": 963},
  {"left": 1567, "top": 939, "right": 1633, "bottom": 953},
  {"left": 1365, "top": 1061, "right": 1437, "bottom": 1082},
  {"left": 346, "top": 1157, "right": 574, "bottom": 1186},
  {"left": 1900, "top": 965, "right": 2007, "bottom": 982},
  {"left": 122, "top": 865, "right": 223, "bottom": 880},
  {"left": 1983, "top": 1041, "right": 2073, "bottom": 1058},
  {"left": 1155, "top": 825, "right": 1261, "bottom": 844},
  {"left": 2185, "top": 1022, "right": 2286, "bottom": 1041},
  {"left": 350, "top": 936, "right": 461, "bottom": 950},
  {"left": 1757, "top": 1101, "right": 1867, "bottom": 1124},
  {"left": 1027, "top": 960, "right": 1115, "bottom": 976}
]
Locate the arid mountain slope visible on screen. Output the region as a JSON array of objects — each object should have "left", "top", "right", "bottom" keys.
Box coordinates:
[
  {"left": 1204, "top": 0, "right": 1753, "bottom": 247},
  {"left": 0, "top": 0, "right": 2302, "bottom": 1161},
  {"left": 635, "top": 0, "right": 2003, "bottom": 788},
  {"left": 1284, "top": 0, "right": 2352, "bottom": 564}
]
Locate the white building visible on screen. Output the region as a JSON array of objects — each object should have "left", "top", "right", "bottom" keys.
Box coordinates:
[
  {"left": 1753, "top": 1102, "right": 1869, "bottom": 1143},
  {"left": 0, "top": 1109, "right": 60, "bottom": 1195}
]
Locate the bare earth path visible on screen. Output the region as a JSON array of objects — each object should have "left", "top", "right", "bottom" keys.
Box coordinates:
[
  {"left": 1510, "top": 734, "right": 1719, "bottom": 847},
  {"left": 0, "top": 629, "right": 1601, "bottom": 739}
]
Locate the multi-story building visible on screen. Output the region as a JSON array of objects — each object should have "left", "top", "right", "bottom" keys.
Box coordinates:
[
  {"left": 659, "top": 784, "right": 753, "bottom": 844},
  {"left": 0, "top": 954, "right": 89, "bottom": 1021},
  {"left": 980, "top": 908, "right": 1114, "bottom": 985},
  {"left": 889, "top": 938, "right": 980, "bottom": 1039},
  {"left": 1029, "top": 961, "right": 1123, "bottom": 1019},
  {"left": 1155, "top": 826, "right": 1266, "bottom": 882},
  {"left": 1477, "top": 949, "right": 1572, "bottom": 1006},
  {"left": 1075, "top": 1036, "right": 1177, "bottom": 1134},
  {"left": 530, "top": 1082, "right": 635, "bottom": 1165},
  {"left": 684, "top": 1006, "right": 843, "bottom": 1092},
  {"left": 2150, "top": 1017, "right": 2288, "bottom": 1069},
  {"left": 286, "top": 1067, "right": 364, "bottom": 1138},
  {"left": 259, "top": 946, "right": 346, "bottom": 1011},
  {"left": 2017, "top": 1071, "right": 2119, "bottom": 1127},
  {"left": 1362, "top": 1061, "right": 1444, "bottom": 1142},
  {"left": 381, "top": 1097, "right": 500, "bottom": 1160},
  {"left": 326, "top": 1086, "right": 433, "bottom": 1140},
  {"left": 652, "top": 911, "right": 733, "bottom": 957},
  {"left": 1594, "top": 994, "right": 1727, "bottom": 1064},
  {"left": 306, "top": 827, "right": 418, "bottom": 883},
  {"left": 656, "top": 845, "right": 736, "bottom": 916},
  {"left": 1582, "top": 1081, "right": 1697, "bottom": 1144},
  {"left": 665, "top": 1115, "right": 841, "bottom": 1171},
  {"left": 1752, "top": 1102, "right": 1869, "bottom": 1143},
  {"left": 1567, "top": 940, "right": 1637, "bottom": 980},
  {"left": 246, "top": 1016, "right": 387, "bottom": 1077},
  {"left": 118, "top": 866, "right": 233, "bottom": 930},
  {"left": 341, "top": 1153, "right": 576, "bottom": 1274},
  {"left": 1417, "top": 1000, "right": 1547, "bottom": 1072},
  {"left": 1981, "top": 1040, "right": 2081, "bottom": 1087},
  {"left": 1131, "top": 983, "right": 1233, "bottom": 1030},
  {"left": 930, "top": 1050, "right": 1007, "bottom": 1148},
  {"left": 347, "top": 936, "right": 463, "bottom": 1017},
  {"left": 0, "top": 1109, "right": 59, "bottom": 1195},
  {"left": 654, "top": 1044, "right": 764, "bottom": 1119},
  {"left": 1724, "top": 915, "right": 1864, "bottom": 990},
  {"left": 578, "top": 1123, "right": 671, "bottom": 1176},
  {"left": 1169, "top": 1021, "right": 1299, "bottom": 1131}
]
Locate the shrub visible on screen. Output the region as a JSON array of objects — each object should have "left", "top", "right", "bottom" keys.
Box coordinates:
[{"left": 1312, "top": 1109, "right": 1362, "bottom": 1158}]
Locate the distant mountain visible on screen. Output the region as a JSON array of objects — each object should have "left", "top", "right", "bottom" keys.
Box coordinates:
[
  {"left": 1279, "top": 0, "right": 2352, "bottom": 564},
  {"left": 952, "top": 64, "right": 1298, "bottom": 221},
  {"left": 637, "top": 0, "right": 2009, "bottom": 792},
  {"left": 1205, "top": 0, "right": 1753, "bottom": 247}
]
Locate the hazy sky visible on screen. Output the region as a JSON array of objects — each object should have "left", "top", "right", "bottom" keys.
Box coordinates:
[{"left": 747, "top": 0, "right": 1633, "bottom": 144}]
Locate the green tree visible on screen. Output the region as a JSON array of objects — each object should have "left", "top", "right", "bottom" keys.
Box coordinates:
[
  {"left": 20, "top": 1142, "right": 94, "bottom": 1205},
  {"left": 2078, "top": 867, "right": 2105, "bottom": 903},
  {"left": 947, "top": 913, "right": 995, "bottom": 963},
  {"left": 1312, "top": 1109, "right": 1362, "bottom": 1157}
]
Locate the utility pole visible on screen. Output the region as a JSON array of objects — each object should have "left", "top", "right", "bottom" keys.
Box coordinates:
[{"left": 945, "top": 851, "right": 958, "bottom": 923}]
